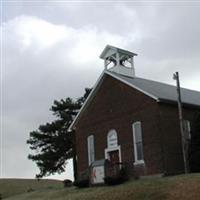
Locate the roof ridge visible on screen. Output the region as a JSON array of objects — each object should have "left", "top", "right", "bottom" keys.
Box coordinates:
[{"left": 109, "top": 71, "right": 200, "bottom": 93}]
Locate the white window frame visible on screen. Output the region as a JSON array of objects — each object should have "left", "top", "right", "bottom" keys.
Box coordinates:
[
  {"left": 104, "top": 129, "right": 122, "bottom": 163},
  {"left": 107, "top": 129, "right": 118, "bottom": 149},
  {"left": 183, "top": 120, "right": 191, "bottom": 140},
  {"left": 105, "top": 145, "right": 122, "bottom": 163},
  {"left": 132, "top": 121, "right": 144, "bottom": 165},
  {"left": 87, "top": 135, "right": 95, "bottom": 166}
]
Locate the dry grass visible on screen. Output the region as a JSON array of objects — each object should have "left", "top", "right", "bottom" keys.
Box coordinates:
[
  {"left": 1, "top": 173, "right": 200, "bottom": 200},
  {"left": 167, "top": 174, "right": 200, "bottom": 200},
  {"left": 0, "top": 178, "right": 62, "bottom": 199}
]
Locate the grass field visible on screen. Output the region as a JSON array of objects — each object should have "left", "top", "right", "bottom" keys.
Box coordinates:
[
  {"left": 1, "top": 173, "right": 200, "bottom": 200},
  {"left": 0, "top": 179, "right": 63, "bottom": 199}
]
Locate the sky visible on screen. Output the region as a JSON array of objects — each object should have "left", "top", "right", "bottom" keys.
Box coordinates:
[{"left": 1, "top": 0, "right": 200, "bottom": 181}]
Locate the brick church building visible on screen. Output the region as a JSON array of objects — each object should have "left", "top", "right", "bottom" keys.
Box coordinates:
[{"left": 69, "top": 45, "right": 200, "bottom": 183}]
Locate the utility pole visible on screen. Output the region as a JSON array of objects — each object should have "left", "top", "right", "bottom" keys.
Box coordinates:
[{"left": 173, "top": 72, "right": 188, "bottom": 173}]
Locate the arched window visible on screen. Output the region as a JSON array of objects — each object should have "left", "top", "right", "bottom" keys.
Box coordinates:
[
  {"left": 107, "top": 129, "right": 118, "bottom": 148},
  {"left": 87, "top": 135, "right": 95, "bottom": 165},
  {"left": 132, "top": 122, "right": 144, "bottom": 164}
]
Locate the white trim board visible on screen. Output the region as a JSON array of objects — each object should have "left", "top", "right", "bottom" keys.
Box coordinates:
[
  {"left": 104, "top": 145, "right": 122, "bottom": 163},
  {"left": 68, "top": 71, "right": 106, "bottom": 131}
]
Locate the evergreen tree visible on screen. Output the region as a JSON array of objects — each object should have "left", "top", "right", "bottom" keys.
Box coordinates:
[
  {"left": 27, "top": 88, "right": 91, "bottom": 178},
  {"left": 189, "top": 111, "right": 200, "bottom": 172}
]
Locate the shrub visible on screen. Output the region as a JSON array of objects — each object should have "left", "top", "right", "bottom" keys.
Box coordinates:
[
  {"left": 63, "top": 179, "right": 73, "bottom": 187},
  {"left": 104, "top": 176, "right": 124, "bottom": 185},
  {"left": 119, "top": 166, "right": 129, "bottom": 181},
  {"left": 27, "top": 188, "right": 34, "bottom": 193},
  {"left": 73, "top": 179, "right": 89, "bottom": 188},
  {"left": 74, "top": 168, "right": 90, "bottom": 188},
  {"left": 104, "top": 166, "right": 129, "bottom": 186}
]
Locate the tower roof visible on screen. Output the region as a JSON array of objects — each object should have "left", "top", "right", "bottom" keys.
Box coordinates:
[
  {"left": 99, "top": 45, "right": 137, "bottom": 78},
  {"left": 100, "top": 45, "right": 137, "bottom": 59}
]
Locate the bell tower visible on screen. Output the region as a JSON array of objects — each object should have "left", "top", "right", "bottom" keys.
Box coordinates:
[{"left": 100, "top": 45, "right": 137, "bottom": 78}]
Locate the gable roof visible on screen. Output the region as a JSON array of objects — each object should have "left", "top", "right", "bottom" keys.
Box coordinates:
[
  {"left": 108, "top": 71, "right": 200, "bottom": 107},
  {"left": 69, "top": 70, "right": 200, "bottom": 130}
]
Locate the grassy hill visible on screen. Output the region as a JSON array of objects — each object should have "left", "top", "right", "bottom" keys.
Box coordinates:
[
  {"left": 1, "top": 174, "right": 200, "bottom": 200},
  {"left": 0, "top": 178, "right": 62, "bottom": 199}
]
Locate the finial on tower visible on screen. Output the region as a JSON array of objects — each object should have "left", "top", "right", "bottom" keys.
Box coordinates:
[{"left": 100, "top": 45, "right": 137, "bottom": 78}]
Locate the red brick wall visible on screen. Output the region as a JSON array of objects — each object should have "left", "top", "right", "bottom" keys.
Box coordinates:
[
  {"left": 158, "top": 103, "right": 199, "bottom": 175},
  {"left": 75, "top": 74, "right": 164, "bottom": 178},
  {"left": 74, "top": 74, "right": 199, "bottom": 178}
]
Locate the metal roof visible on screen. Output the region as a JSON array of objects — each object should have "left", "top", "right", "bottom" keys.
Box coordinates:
[
  {"left": 69, "top": 70, "right": 200, "bottom": 130},
  {"left": 108, "top": 71, "right": 200, "bottom": 107}
]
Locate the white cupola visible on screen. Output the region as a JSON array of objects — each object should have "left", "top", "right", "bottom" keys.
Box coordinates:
[{"left": 100, "top": 45, "right": 137, "bottom": 78}]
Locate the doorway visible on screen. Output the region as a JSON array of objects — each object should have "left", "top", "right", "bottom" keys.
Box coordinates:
[{"left": 109, "top": 150, "right": 120, "bottom": 164}]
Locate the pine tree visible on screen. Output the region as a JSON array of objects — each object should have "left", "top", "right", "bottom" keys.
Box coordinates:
[{"left": 27, "top": 88, "right": 91, "bottom": 178}]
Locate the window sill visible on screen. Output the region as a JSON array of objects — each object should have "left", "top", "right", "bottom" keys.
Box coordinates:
[{"left": 134, "top": 160, "right": 145, "bottom": 165}]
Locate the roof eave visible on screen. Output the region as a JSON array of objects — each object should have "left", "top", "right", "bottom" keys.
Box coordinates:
[
  {"left": 100, "top": 45, "right": 137, "bottom": 59},
  {"left": 68, "top": 71, "right": 106, "bottom": 131},
  {"left": 158, "top": 98, "right": 200, "bottom": 109}
]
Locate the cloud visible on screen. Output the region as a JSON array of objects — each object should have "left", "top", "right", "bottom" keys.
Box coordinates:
[
  {"left": 2, "top": 3, "right": 200, "bottom": 180},
  {"left": 2, "top": 14, "right": 134, "bottom": 179},
  {"left": 3, "top": 15, "right": 134, "bottom": 64}
]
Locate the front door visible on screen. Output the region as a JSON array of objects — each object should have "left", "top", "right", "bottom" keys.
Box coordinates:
[{"left": 109, "top": 150, "right": 119, "bottom": 165}]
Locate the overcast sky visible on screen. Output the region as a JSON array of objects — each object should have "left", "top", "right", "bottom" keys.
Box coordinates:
[{"left": 1, "top": 1, "right": 200, "bottom": 180}]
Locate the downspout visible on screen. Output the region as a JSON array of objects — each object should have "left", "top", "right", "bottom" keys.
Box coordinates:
[
  {"left": 157, "top": 102, "right": 167, "bottom": 175},
  {"left": 72, "top": 129, "right": 78, "bottom": 181}
]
